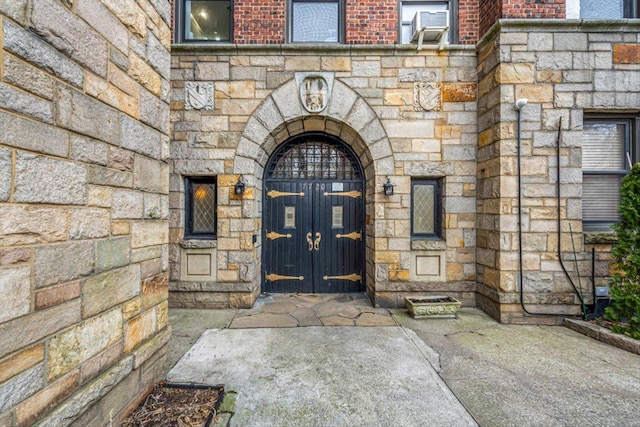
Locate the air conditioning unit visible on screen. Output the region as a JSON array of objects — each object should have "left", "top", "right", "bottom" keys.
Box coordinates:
[{"left": 410, "top": 10, "right": 449, "bottom": 43}]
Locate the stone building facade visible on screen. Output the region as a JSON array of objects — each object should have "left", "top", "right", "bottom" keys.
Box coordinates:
[
  {"left": 1, "top": 0, "right": 640, "bottom": 424},
  {"left": 167, "top": 0, "right": 640, "bottom": 323},
  {"left": 0, "top": 0, "right": 171, "bottom": 425}
]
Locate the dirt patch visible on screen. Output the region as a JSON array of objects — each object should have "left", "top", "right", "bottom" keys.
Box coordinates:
[{"left": 122, "top": 383, "right": 224, "bottom": 427}]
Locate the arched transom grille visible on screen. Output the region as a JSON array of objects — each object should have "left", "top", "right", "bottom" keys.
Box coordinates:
[{"left": 266, "top": 134, "right": 362, "bottom": 180}]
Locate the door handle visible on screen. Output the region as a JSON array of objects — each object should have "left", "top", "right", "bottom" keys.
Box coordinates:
[
  {"left": 314, "top": 232, "right": 321, "bottom": 251},
  {"left": 306, "top": 232, "right": 313, "bottom": 251}
]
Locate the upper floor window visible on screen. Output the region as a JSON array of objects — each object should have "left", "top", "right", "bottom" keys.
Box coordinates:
[
  {"left": 582, "top": 115, "right": 639, "bottom": 231},
  {"left": 289, "top": 0, "right": 343, "bottom": 43},
  {"left": 400, "top": 0, "right": 457, "bottom": 45},
  {"left": 176, "top": 0, "right": 232, "bottom": 42},
  {"left": 567, "top": 0, "right": 640, "bottom": 19}
]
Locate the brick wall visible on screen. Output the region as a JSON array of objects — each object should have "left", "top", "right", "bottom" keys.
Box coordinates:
[
  {"left": 479, "top": 0, "right": 565, "bottom": 39},
  {"left": 459, "top": 0, "right": 480, "bottom": 44},
  {"left": 502, "top": 0, "right": 566, "bottom": 19},
  {"left": 345, "top": 0, "right": 398, "bottom": 44},
  {"left": 0, "top": 0, "right": 171, "bottom": 425},
  {"left": 234, "top": 0, "right": 285, "bottom": 44}
]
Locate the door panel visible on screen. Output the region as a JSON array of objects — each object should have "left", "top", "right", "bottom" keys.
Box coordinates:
[
  {"left": 263, "top": 181, "right": 312, "bottom": 293},
  {"left": 318, "top": 181, "right": 363, "bottom": 292},
  {"left": 263, "top": 180, "right": 363, "bottom": 293}
]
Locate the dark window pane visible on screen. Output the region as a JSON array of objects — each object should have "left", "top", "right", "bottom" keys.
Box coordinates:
[
  {"left": 192, "top": 182, "right": 216, "bottom": 233},
  {"left": 413, "top": 183, "right": 435, "bottom": 234},
  {"left": 185, "top": 1, "right": 230, "bottom": 41},
  {"left": 292, "top": 2, "right": 338, "bottom": 42}
]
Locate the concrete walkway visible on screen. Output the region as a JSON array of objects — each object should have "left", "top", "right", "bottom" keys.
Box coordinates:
[{"left": 166, "top": 294, "right": 640, "bottom": 426}]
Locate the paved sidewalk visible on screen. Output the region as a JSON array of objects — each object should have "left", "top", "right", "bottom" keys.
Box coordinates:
[
  {"left": 392, "top": 308, "right": 640, "bottom": 427},
  {"left": 166, "top": 295, "right": 640, "bottom": 426},
  {"left": 230, "top": 293, "right": 396, "bottom": 328}
]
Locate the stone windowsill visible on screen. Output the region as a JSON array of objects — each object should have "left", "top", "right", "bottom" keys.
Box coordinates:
[
  {"left": 584, "top": 232, "right": 617, "bottom": 245},
  {"left": 179, "top": 239, "right": 217, "bottom": 249},
  {"left": 411, "top": 239, "right": 447, "bottom": 251}
]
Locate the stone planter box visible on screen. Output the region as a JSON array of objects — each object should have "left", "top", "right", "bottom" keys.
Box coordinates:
[{"left": 405, "top": 296, "right": 461, "bottom": 319}]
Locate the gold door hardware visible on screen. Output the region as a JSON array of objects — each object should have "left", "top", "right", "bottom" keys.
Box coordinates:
[
  {"left": 322, "top": 273, "right": 362, "bottom": 282},
  {"left": 323, "top": 190, "right": 362, "bottom": 199},
  {"left": 335, "top": 231, "right": 362, "bottom": 241},
  {"left": 306, "top": 232, "right": 313, "bottom": 251},
  {"left": 266, "top": 231, "right": 292, "bottom": 240},
  {"left": 267, "top": 190, "right": 305, "bottom": 199},
  {"left": 266, "top": 273, "right": 304, "bottom": 282},
  {"left": 314, "top": 232, "right": 321, "bottom": 250}
]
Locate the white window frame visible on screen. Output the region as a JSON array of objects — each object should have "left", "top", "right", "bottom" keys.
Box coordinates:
[{"left": 400, "top": 0, "right": 457, "bottom": 45}]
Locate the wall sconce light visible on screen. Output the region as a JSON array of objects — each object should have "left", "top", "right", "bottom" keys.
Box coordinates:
[
  {"left": 234, "top": 176, "right": 246, "bottom": 195},
  {"left": 383, "top": 176, "right": 394, "bottom": 196}
]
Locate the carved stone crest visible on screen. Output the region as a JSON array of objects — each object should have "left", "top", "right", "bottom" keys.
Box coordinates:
[
  {"left": 300, "top": 76, "right": 329, "bottom": 113},
  {"left": 185, "top": 82, "right": 214, "bottom": 110},
  {"left": 414, "top": 82, "right": 441, "bottom": 112}
]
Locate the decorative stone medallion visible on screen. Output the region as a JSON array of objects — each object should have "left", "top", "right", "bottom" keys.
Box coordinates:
[
  {"left": 185, "top": 82, "right": 214, "bottom": 110},
  {"left": 414, "top": 81, "right": 441, "bottom": 111},
  {"left": 299, "top": 76, "right": 329, "bottom": 113}
]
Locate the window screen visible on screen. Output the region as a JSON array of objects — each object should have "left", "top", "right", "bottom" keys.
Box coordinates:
[{"left": 291, "top": 1, "right": 340, "bottom": 42}]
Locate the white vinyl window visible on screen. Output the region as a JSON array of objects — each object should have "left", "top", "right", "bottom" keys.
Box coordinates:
[
  {"left": 400, "top": 0, "right": 456, "bottom": 44},
  {"left": 582, "top": 116, "right": 639, "bottom": 230}
]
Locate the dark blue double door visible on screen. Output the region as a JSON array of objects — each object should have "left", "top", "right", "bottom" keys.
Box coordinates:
[{"left": 263, "top": 180, "right": 364, "bottom": 293}]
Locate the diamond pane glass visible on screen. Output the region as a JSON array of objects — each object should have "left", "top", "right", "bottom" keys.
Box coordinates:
[
  {"left": 292, "top": 2, "right": 338, "bottom": 42},
  {"left": 413, "top": 183, "right": 435, "bottom": 234},
  {"left": 192, "top": 182, "right": 216, "bottom": 233}
]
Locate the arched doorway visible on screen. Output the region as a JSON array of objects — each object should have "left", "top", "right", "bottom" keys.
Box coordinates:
[{"left": 262, "top": 132, "right": 365, "bottom": 293}]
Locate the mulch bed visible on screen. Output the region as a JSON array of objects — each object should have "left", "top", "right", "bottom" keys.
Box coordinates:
[{"left": 122, "top": 382, "right": 224, "bottom": 427}]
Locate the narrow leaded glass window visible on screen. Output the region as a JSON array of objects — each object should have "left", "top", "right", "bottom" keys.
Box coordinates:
[
  {"left": 412, "top": 178, "right": 442, "bottom": 238},
  {"left": 186, "top": 177, "right": 216, "bottom": 238}
]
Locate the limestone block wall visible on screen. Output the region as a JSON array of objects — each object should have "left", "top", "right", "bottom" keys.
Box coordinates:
[
  {"left": 0, "top": 1, "right": 171, "bottom": 425},
  {"left": 169, "top": 44, "right": 478, "bottom": 308},
  {"left": 476, "top": 20, "right": 640, "bottom": 323}
]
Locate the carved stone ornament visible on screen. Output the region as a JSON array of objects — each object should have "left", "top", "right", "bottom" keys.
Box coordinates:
[
  {"left": 300, "top": 76, "right": 329, "bottom": 113},
  {"left": 185, "top": 82, "right": 214, "bottom": 110},
  {"left": 414, "top": 82, "right": 441, "bottom": 112}
]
